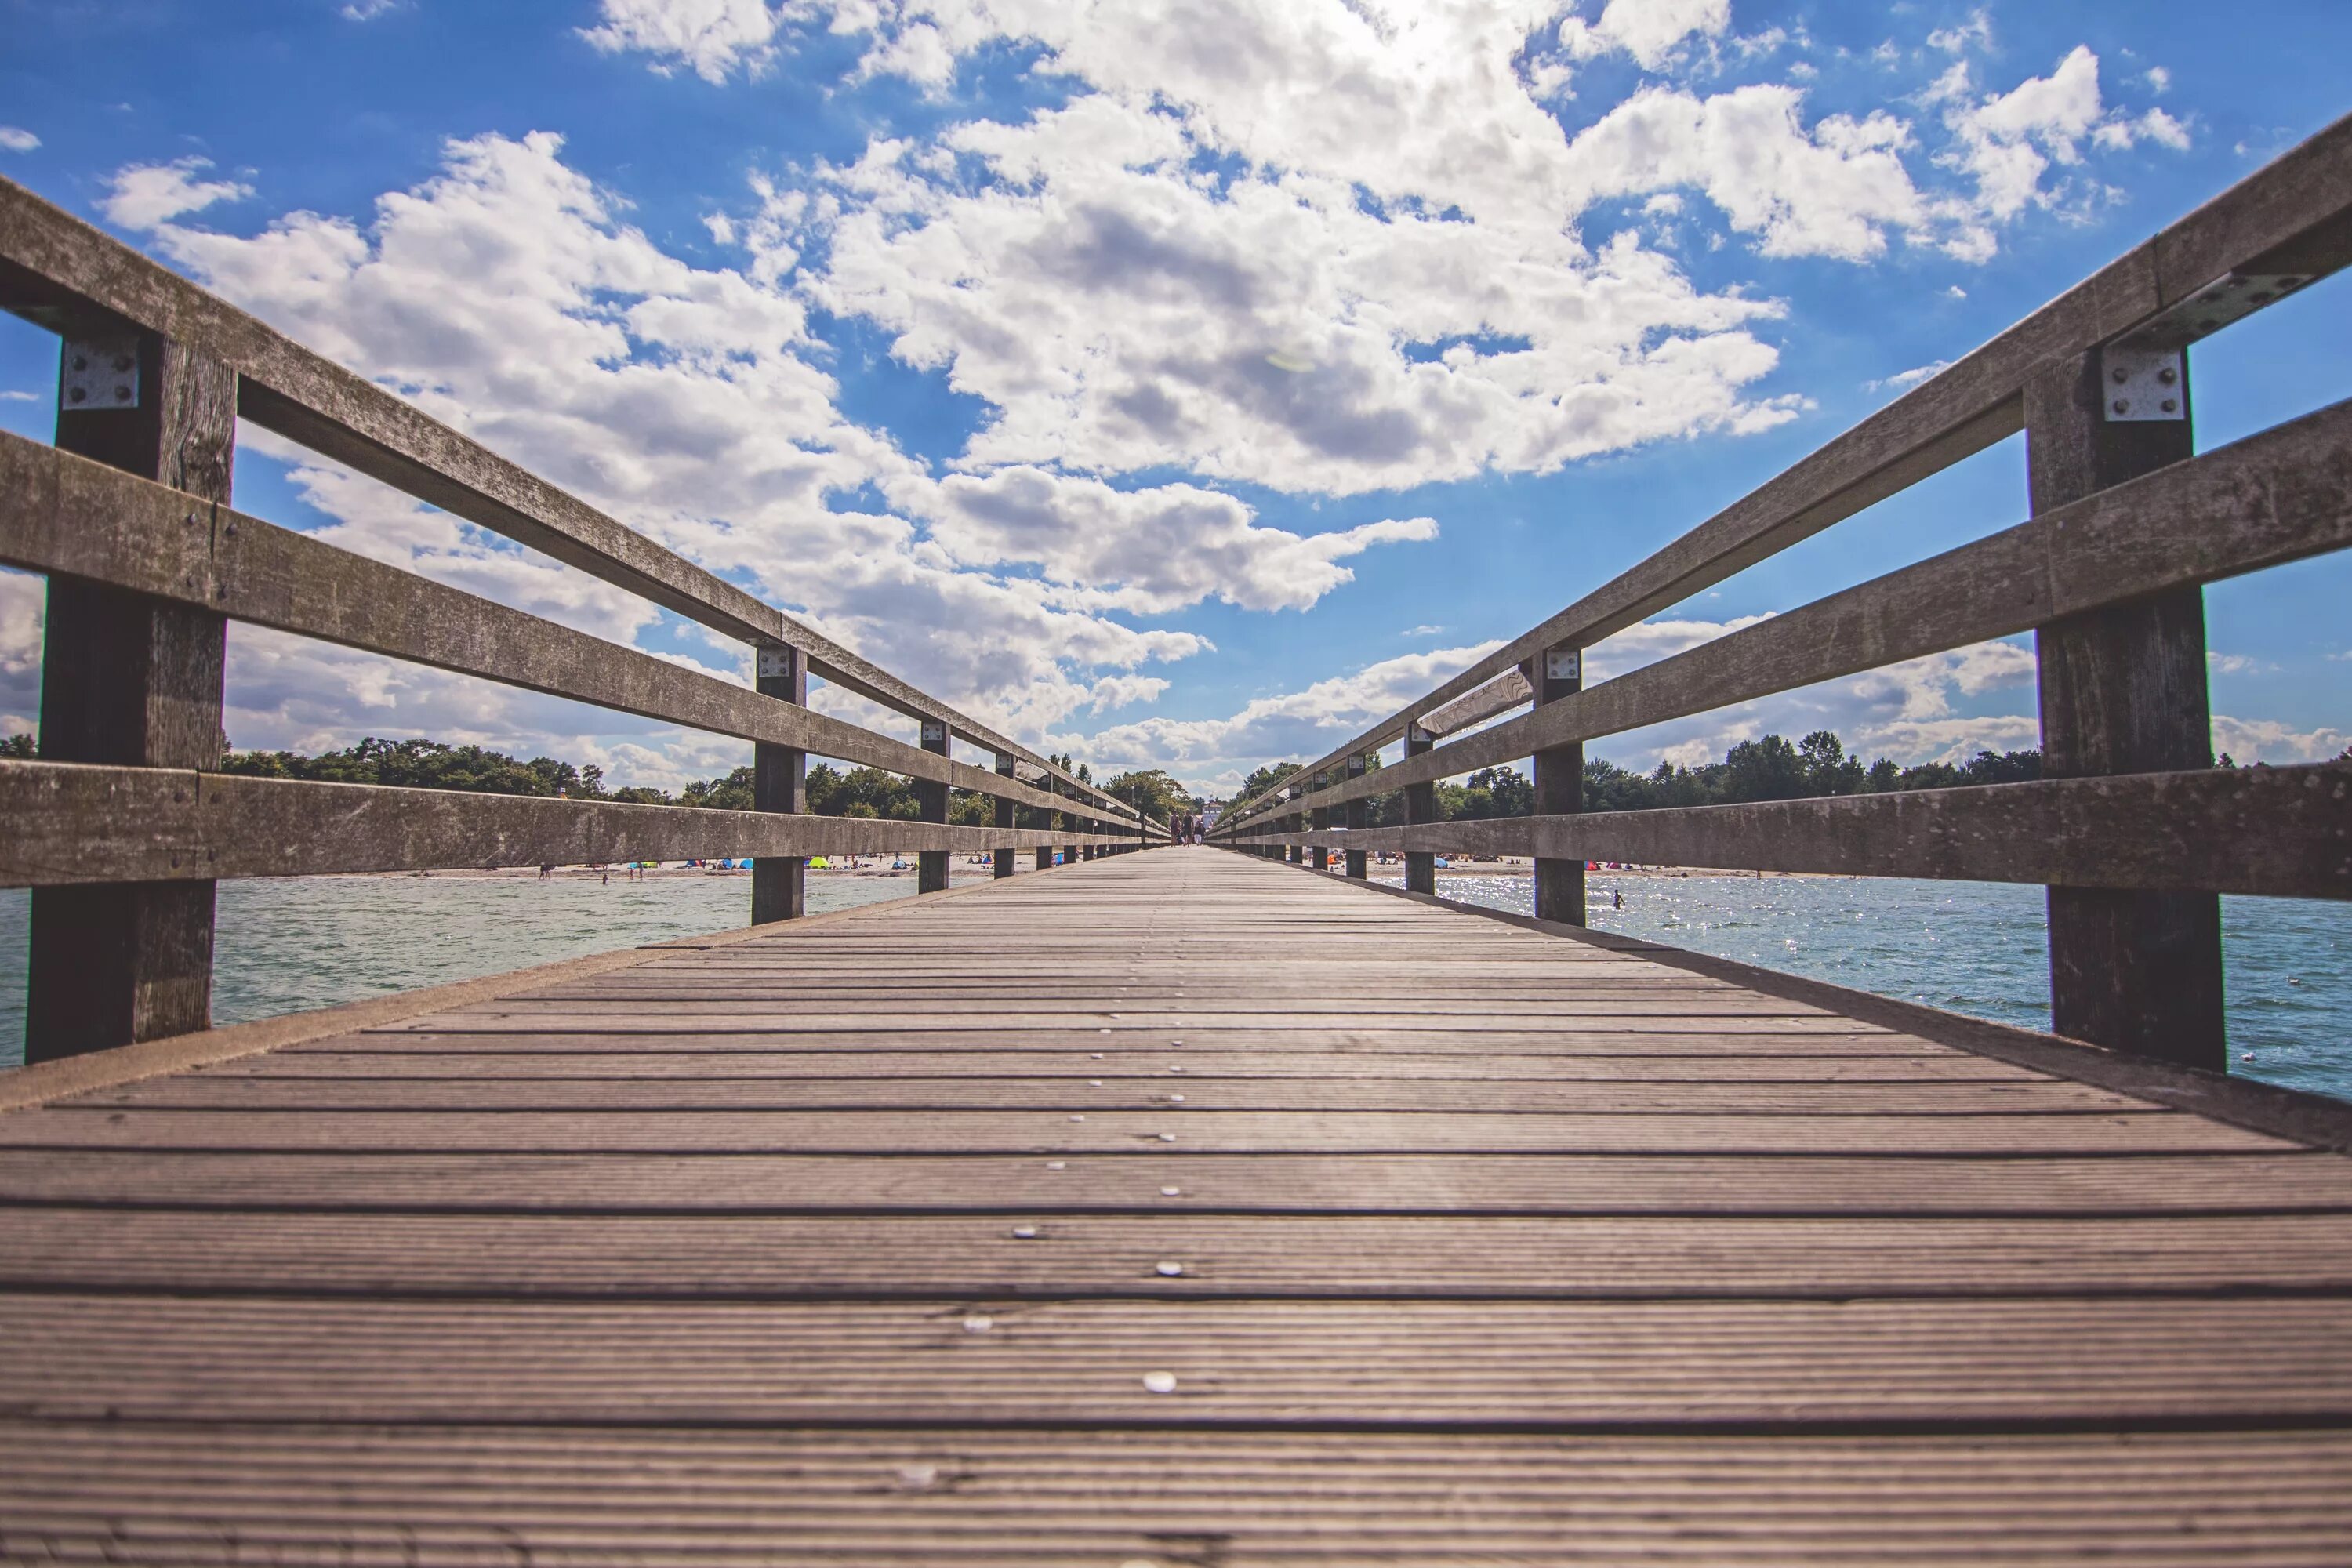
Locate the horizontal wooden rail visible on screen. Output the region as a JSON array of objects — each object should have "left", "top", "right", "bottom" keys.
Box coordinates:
[
  {"left": 1240, "top": 393, "right": 2352, "bottom": 820},
  {"left": 0, "top": 179, "right": 1132, "bottom": 821},
  {"left": 1230, "top": 764, "right": 2352, "bottom": 901},
  {"left": 0, "top": 432, "right": 1133, "bottom": 832},
  {"left": 1217, "top": 112, "right": 2352, "bottom": 830},
  {"left": 0, "top": 761, "right": 1130, "bottom": 886}
]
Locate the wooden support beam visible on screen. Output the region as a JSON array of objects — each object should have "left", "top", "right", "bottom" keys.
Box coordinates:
[
  {"left": 1529, "top": 644, "right": 1584, "bottom": 926},
  {"left": 27, "top": 329, "right": 234, "bottom": 1063},
  {"left": 916, "top": 720, "right": 949, "bottom": 895},
  {"left": 993, "top": 753, "right": 1016, "bottom": 879},
  {"left": 1309, "top": 773, "right": 1330, "bottom": 871},
  {"left": 750, "top": 644, "right": 806, "bottom": 924},
  {"left": 2027, "top": 348, "right": 2222, "bottom": 1068},
  {"left": 1033, "top": 781, "right": 1052, "bottom": 873},
  {"left": 1345, "top": 754, "right": 1368, "bottom": 879},
  {"left": 1403, "top": 724, "right": 1436, "bottom": 895},
  {"left": 0, "top": 760, "right": 1127, "bottom": 884},
  {"left": 1229, "top": 763, "right": 2351, "bottom": 900}
]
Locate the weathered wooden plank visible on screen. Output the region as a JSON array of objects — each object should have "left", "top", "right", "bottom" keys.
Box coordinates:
[
  {"left": 4, "top": 1294, "right": 2348, "bottom": 1425},
  {"left": 0, "top": 1107, "right": 2278, "bottom": 1154},
  {"left": 5, "top": 1209, "right": 2350, "bottom": 1300},
  {"left": 0, "top": 433, "right": 1126, "bottom": 829},
  {"left": 5, "top": 1149, "right": 2342, "bottom": 1216},
  {"left": 75, "top": 1075, "right": 2142, "bottom": 1116},
  {"left": 0, "top": 760, "right": 1130, "bottom": 886},
  {"left": 1238, "top": 763, "right": 2352, "bottom": 897},
  {"left": 5, "top": 1423, "right": 2348, "bottom": 1566},
  {"left": 1254, "top": 394, "right": 2352, "bottom": 819}
]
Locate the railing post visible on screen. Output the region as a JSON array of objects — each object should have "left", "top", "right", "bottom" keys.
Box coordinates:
[
  {"left": 1286, "top": 788, "right": 1303, "bottom": 864},
  {"left": 1403, "top": 721, "right": 1436, "bottom": 895},
  {"left": 26, "top": 328, "right": 234, "bottom": 1062},
  {"left": 1061, "top": 785, "right": 1076, "bottom": 868},
  {"left": 1527, "top": 644, "right": 1585, "bottom": 925},
  {"left": 993, "top": 752, "right": 1016, "bottom": 878},
  {"left": 1034, "top": 780, "right": 1053, "bottom": 872},
  {"left": 750, "top": 643, "right": 808, "bottom": 924},
  {"left": 916, "top": 719, "right": 950, "bottom": 894},
  {"left": 2026, "top": 345, "right": 2223, "bottom": 1069},
  {"left": 1309, "top": 773, "right": 1330, "bottom": 870},
  {"left": 1345, "top": 753, "right": 1368, "bottom": 878}
]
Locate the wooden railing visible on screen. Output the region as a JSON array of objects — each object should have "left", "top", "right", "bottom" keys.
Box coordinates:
[
  {"left": 1213, "top": 114, "right": 2352, "bottom": 1074},
  {"left": 0, "top": 176, "right": 1167, "bottom": 1064}
]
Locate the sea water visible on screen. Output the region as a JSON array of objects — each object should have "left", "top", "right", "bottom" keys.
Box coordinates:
[{"left": 0, "top": 870, "right": 2345, "bottom": 1102}]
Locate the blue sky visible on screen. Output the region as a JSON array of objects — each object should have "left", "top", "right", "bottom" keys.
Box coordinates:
[{"left": 1, "top": 0, "right": 2346, "bottom": 796}]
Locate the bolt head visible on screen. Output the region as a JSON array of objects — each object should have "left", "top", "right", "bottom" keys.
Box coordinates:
[
  {"left": 2156, "top": 365, "right": 2177, "bottom": 384},
  {"left": 2111, "top": 366, "right": 2129, "bottom": 383},
  {"left": 2111, "top": 399, "right": 2129, "bottom": 414},
  {"left": 67, "top": 387, "right": 86, "bottom": 404},
  {"left": 114, "top": 384, "right": 131, "bottom": 401},
  {"left": 2161, "top": 398, "right": 2178, "bottom": 413},
  {"left": 112, "top": 354, "right": 132, "bottom": 372},
  {"left": 70, "top": 355, "right": 88, "bottom": 371}
]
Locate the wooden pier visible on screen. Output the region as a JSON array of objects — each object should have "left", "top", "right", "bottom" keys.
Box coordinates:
[
  {"left": 4, "top": 98, "right": 2352, "bottom": 1565},
  {"left": 4, "top": 848, "right": 2351, "bottom": 1562}
]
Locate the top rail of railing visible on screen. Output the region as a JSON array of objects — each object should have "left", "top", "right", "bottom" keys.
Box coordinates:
[
  {"left": 1214, "top": 112, "right": 2352, "bottom": 834},
  {"left": 0, "top": 176, "right": 1138, "bottom": 825}
]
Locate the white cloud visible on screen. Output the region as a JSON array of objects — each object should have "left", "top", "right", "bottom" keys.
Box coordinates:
[
  {"left": 0, "top": 128, "right": 38, "bottom": 154},
  {"left": 100, "top": 158, "right": 252, "bottom": 230},
  {"left": 1403, "top": 624, "right": 1446, "bottom": 637},
  {"left": 1926, "top": 9, "right": 1993, "bottom": 55},
  {"left": 0, "top": 390, "right": 40, "bottom": 402},
  {"left": 1868, "top": 358, "right": 1950, "bottom": 392},
  {"left": 580, "top": 0, "right": 786, "bottom": 82},
  {"left": 1556, "top": 0, "right": 1731, "bottom": 73},
  {"left": 341, "top": 0, "right": 403, "bottom": 18},
  {"left": 2144, "top": 66, "right": 2171, "bottom": 94},
  {"left": 2210, "top": 716, "right": 2349, "bottom": 764},
  {"left": 2207, "top": 652, "right": 2278, "bottom": 677},
  {"left": 90, "top": 131, "right": 1310, "bottom": 784}
]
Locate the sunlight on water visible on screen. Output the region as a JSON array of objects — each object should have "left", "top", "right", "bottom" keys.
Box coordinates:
[
  {"left": 1404, "top": 871, "right": 2351, "bottom": 1103},
  {"left": 1, "top": 867, "right": 2345, "bottom": 1103}
]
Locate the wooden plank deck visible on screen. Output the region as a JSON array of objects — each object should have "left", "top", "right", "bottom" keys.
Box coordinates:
[{"left": 3, "top": 846, "right": 2350, "bottom": 1563}]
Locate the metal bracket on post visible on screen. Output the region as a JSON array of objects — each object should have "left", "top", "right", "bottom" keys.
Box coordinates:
[
  {"left": 756, "top": 645, "right": 796, "bottom": 680},
  {"left": 2100, "top": 346, "right": 2186, "bottom": 423},
  {"left": 1543, "top": 648, "right": 1581, "bottom": 682},
  {"left": 920, "top": 720, "right": 947, "bottom": 747},
  {"left": 61, "top": 336, "right": 139, "bottom": 411}
]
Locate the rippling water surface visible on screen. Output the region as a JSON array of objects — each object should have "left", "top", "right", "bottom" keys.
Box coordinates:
[{"left": 2, "top": 867, "right": 2346, "bottom": 1102}]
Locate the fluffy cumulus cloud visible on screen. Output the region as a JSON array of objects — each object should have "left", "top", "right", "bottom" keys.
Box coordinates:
[
  {"left": 83, "top": 129, "right": 1335, "bottom": 771},
  {"left": 15, "top": 3, "right": 2227, "bottom": 794}
]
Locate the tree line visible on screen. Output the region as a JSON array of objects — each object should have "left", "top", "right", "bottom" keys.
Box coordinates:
[
  {"left": 1240, "top": 730, "right": 2060, "bottom": 826},
  {"left": 201, "top": 736, "right": 1202, "bottom": 826}
]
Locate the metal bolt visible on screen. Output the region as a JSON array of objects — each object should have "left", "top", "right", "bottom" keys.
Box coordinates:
[
  {"left": 2161, "top": 398, "right": 2178, "bottom": 413},
  {"left": 2111, "top": 366, "right": 2129, "bottom": 383},
  {"left": 114, "top": 384, "right": 131, "bottom": 401},
  {"left": 185, "top": 512, "right": 198, "bottom": 526},
  {"left": 70, "top": 354, "right": 88, "bottom": 371},
  {"left": 2112, "top": 399, "right": 2129, "bottom": 414},
  {"left": 112, "top": 354, "right": 132, "bottom": 372},
  {"left": 223, "top": 521, "right": 237, "bottom": 536},
  {"left": 67, "top": 387, "right": 86, "bottom": 404}
]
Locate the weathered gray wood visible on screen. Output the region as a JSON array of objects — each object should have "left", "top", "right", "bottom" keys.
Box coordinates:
[
  {"left": 1344, "top": 753, "right": 1369, "bottom": 878},
  {"left": 992, "top": 752, "right": 1017, "bottom": 879},
  {"left": 750, "top": 642, "right": 808, "bottom": 924},
  {"left": 1528, "top": 645, "right": 1584, "bottom": 926},
  {"left": 1403, "top": 724, "right": 1437, "bottom": 895},
  {"left": 0, "top": 760, "right": 1130, "bottom": 885},
  {"left": 0, "top": 432, "right": 1122, "bottom": 830},
  {"left": 1236, "top": 763, "right": 2352, "bottom": 899},
  {"left": 1210, "top": 113, "right": 2352, "bottom": 833},
  {"left": 1256, "top": 393, "right": 2352, "bottom": 818},
  {"left": 2028, "top": 350, "right": 2223, "bottom": 1069},
  {"left": 916, "top": 720, "right": 950, "bottom": 895},
  {"left": 27, "top": 331, "right": 237, "bottom": 1062},
  {"left": 1422, "top": 666, "right": 1533, "bottom": 736},
  {"left": 0, "top": 179, "right": 1135, "bottom": 824}
]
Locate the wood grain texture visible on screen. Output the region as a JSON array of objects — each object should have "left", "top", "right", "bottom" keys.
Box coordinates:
[
  {"left": 0, "top": 433, "right": 1128, "bottom": 830},
  {"left": 1, "top": 846, "right": 2347, "bottom": 1557},
  {"left": 1235, "top": 762, "right": 2352, "bottom": 897},
  {"left": 0, "top": 178, "right": 1134, "bottom": 819},
  {"left": 1210, "top": 113, "right": 2352, "bottom": 832},
  {"left": 0, "top": 760, "right": 1132, "bottom": 885}
]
